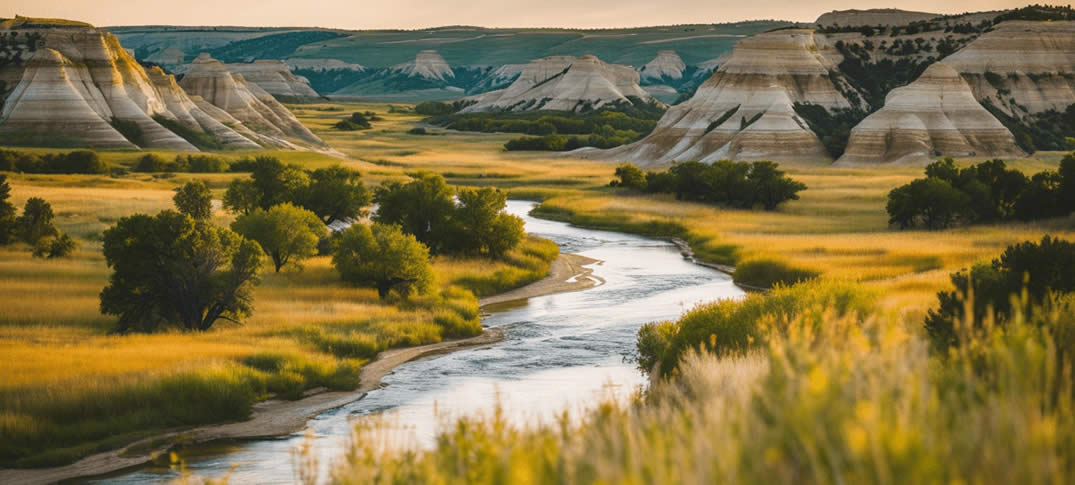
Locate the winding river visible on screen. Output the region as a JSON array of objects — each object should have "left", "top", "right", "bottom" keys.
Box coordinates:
[{"left": 92, "top": 200, "right": 745, "bottom": 484}]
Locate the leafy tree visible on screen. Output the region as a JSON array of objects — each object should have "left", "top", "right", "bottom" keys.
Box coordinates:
[
  {"left": 747, "top": 161, "right": 808, "bottom": 210},
  {"left": 925, "top": 236, "right": 1075, "bottom": 350},
  {"left": 612, "top": 164, "right": 647, "bottom": 190},
  {"left": 373, "top": 172, "right": 455, "bottom": 252},
  {"left": 16, "top": 197, "right": 58, "bottom": 244},
  {"left": 886, "top": 178, "right": 969, "bottom": 229},
  {"left": 100, "top": 211, "right": 263, "bottom": 332},
  {"left": 1061, "top": 153, "right": 1075, "bottom": 208},
  {"left": 223, "top": 157, "right": 309, "bottom": 215},
  {"left": 223, "top": 179, "right": 261, "bottom": 216},
  {"left": 32, "top": 233, "right": 78, "bottom": 259},
  {"left": 446, "top": 188, "right": 524, "bottom": 257},
  {"left": 231, "top": 203, "right": 326, "bottom": 273},
  {"left": 332, "top": 223, "right": 433, "bottom": 300},
  {"left": 0, "top": 174, "right": 16, "bottom": 244},
  {"left": 299, "top": 165, "right": 370, "bottom": 224},
  {"left": 173, "top": 180, "right": 213, "bottom": 220}
]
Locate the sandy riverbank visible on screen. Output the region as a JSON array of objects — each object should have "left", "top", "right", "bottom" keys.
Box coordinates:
[{"left": 0, "top": 253, "right": 601, "bottom": 485}]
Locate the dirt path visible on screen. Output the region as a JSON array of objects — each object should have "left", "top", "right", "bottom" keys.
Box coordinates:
[{"left": 0, "top": 253, "right": 601, "bottom": 485}]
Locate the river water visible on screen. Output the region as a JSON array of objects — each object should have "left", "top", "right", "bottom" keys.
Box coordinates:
[{"left": 93, "top": 200, "right": 744, "bottom": 484}]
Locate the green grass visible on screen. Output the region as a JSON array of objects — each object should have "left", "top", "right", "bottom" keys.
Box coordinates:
[{"left": 732, "top": 257, "right": 820, "bottom": 289}]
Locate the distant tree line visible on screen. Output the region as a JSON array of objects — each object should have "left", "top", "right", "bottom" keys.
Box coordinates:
[
  {"left": 887, "top": 157, "right": 1075, "bottom": 230},
  {"left": 611, "top": 161, "right": 807, "bottom": 210},
  {"left": 134, "top": 153, "right": 240, "bottom": 173},
  {"left": 0, "top": 149, "right": 109, "bottom": 174}
]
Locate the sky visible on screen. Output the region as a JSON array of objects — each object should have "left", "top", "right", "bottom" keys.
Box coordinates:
[{"left": 1, "top": 1, "right": 1033, "bottom": 29}]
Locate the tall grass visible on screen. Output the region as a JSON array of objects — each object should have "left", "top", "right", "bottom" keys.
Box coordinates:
[{"left": 328, "top": 287, "right": 1075, "bottom": 485}]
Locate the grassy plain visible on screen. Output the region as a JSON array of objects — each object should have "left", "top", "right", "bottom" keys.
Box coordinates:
[{"left": 3, "top": 100, "right": 1073, "bottom": 470}]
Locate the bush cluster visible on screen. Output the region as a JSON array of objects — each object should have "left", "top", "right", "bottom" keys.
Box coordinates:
[
  {"left": 0, "top": 175, "right": 77, "bottom": 258},
  {"left": 373, "top": 172, "right": 524, "bottom": 257},
  {"left": 334, "top": 111, "right": 381, "bottom": 131},
  {"left": 611, "top": 161, "right": 807, "bottom": 210},
  {"left": 887, "top": 156, "right": 1075, "bottom": 229},
  {"left": 0, "top": 149, "right": 109, "bottom": 174},
  {"left": 133, "top": 153, "right": 233, "bottom": 173}
]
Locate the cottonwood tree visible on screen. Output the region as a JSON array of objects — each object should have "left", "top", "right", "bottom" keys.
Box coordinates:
[
  {"left": 373, "top": 172, "right": 455, "bottom": 251},
  {"left": 299, "top": 165, "right": 371, "bottom": 224},
  {"left": 16, "top": 197, "right": 58, "bottom": 245},
  {"left": 232, "top": 203, "right": 326, "bottom": 273},
  {"left": 223, "top": 156, "right": 309, "bottom": 215},
  {"left": 445, "top": 187, "right": 524, "bottom": 257},
  {"left": 173, "top": 180, "right": 213, "bottom": 219},
  {"left": 32, "top": 233, "right": 78, "bottom": 259},
  {"left": 0, "top": 174, "right": 16, "bottom": 244},
  {"left": 333, "top": 223, "right": 432, "bottom": 300},
  {"left": 100, "top": 211, "right": 263, "bottom": 332}
]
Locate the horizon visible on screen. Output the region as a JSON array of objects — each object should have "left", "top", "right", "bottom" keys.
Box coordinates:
[{"left": 1, "top": 0, "right": 1031, "bottom": 30}]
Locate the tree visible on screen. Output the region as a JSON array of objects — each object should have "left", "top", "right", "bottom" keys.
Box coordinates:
[
  {"left": 612, "top": 164, "right": 647, "bottom": 190},
  {"left": 746, "top": 161, "right": 807, "bottom": 210},
  {"left": 1060, "top": 153, "right": 1075, "bottom": 209},
  {"left": 16, "top": 197, "right": 58, "bottom": 245},
  {"left": 173, "top": 180, "right": 213, "bottom": 219},
  {"left": 333, "top": 223, "right": 432, "bottom": 300},
  {"left": 32, "top": 233, "right": 78, "bottom": 259},
  {"left": 373, "top": 172, "right": 455, "bottom": 252},
  {"left": 100, "top": 211, "right": 263, "bottom": 332},
  {"left": 223, "top": 157, "right": 309, "bottom": 215},
  {"left": 231, "top": 203, "right": 326, "bottom": 273},
  {"left": 299, "top": 165, "right": 371, "bottom": 224},
  {"left": 0, "top": 174, "right": 16, "bottom": 245},
  {"left": 925, "top": 235, "right": 1075, "bottom": 350},
  {"left": 447, "top": 187, "right": 524, "bottom": 257},
  {"left": 886, "top": 178, "right": 969, "bottom": 229}
]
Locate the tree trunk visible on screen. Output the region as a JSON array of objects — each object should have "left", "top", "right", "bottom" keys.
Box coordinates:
[{"left": 377, "top": 281, "right": 391, "bottom": 300}]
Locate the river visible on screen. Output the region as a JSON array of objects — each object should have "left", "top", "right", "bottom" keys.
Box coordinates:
[{"left": 92, "top": 200, "right": 745, "bottom": 484}]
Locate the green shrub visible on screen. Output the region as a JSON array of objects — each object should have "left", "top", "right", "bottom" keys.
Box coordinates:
[
  {"left": 152, "top": 115, "right": 224, "bottom": 151},
  {"left": 733, "top": 257, "right": 819, "bottom": 289}
]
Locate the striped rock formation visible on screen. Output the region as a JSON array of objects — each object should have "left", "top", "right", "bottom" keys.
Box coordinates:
[
  {"left": 463, "top": 55, "right": 654, "bottom": 113},
  {"left": 598, "top": 29, "right": 858, "bottom": 165},
  {"left": 944, "top": 20, "right": 1075, "bottom": 118},
  {"left": 837, "top": 63, "right": 1024, "bottom": 165},
  {"left": 180, "top": 53, "right": 323, "bottom": 146},
  {"left": 224, "top": 60, "right": 320, "bottom": 99},
  {"left": 391, "top": 50, "right": 454, "bottom": 81},
  {"left": 0, "top": 17, "right": 306, "bottom": 150},
  {"left": 639, "top": 50, "right": 687, "bottom": 82}
]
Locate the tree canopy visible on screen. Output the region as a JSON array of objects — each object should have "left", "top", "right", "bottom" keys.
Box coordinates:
[
  {"left": 373, "top": 172, "right": 456, "bottom": 251},
  {"left": 223, "top": 157, "right": 369, "bottom": 224},
  {"left": 173, "top": 180, "right": 213, "bottom": 220},
  {"left": 0, "top": 174, "right": 15, "bottom": 245},
  {"left": 332, "top": 223, "right": 433, "bottom": 300},
  {"left": 299, "top": 165, "right": 372, "bottom": 224},
  {"left": 445, "top": 187, "right": 524, "bottom": 257},
  {"left": 100, "top": 211, "right": 263, "bottom": 332},
  {"left": 16, "top": 197, "right": 58, "bottom": 245},
  {"left": 231, "top": 203, "right": 326, "bottom": 273},
  {"left": 611, "top": 161, "right": 806, "bottom": 210}
]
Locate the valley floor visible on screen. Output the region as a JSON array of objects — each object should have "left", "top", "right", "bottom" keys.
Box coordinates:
[{"left": 2, "top": 100, "right": 1072, "bottom": 474}]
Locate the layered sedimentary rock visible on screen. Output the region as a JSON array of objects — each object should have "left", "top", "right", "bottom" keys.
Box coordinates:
[
  {"left": 145, "top": 67, "right": 262, "bottom": 149},
  {"left": 599, "top": 29, "right": 857, "bottom": 165},
  {"left": 944, "top": 20, "right": 1075, "bottom": 118},
  {"left": 463, "top": 55, "right": 653, "bottom": 112},
  {"left": 815, "top": 9, "right": 939, "bottom": 27},
  {"left": 639, "top": 50, "right": 686, "bottom": 82},
  {"left": 180, "top": 53, "right": 323, "bottom": 145},
  {"left": 391, "top": 50, "right": 453, "bottom": 80},
  {"left": 837, "top": 63, "right": 1024, "bottom": 165},
  {"left": 224, "top": 60, "right": 319, "bottom": 99}
]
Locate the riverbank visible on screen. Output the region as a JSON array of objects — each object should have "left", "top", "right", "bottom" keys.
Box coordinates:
[
  {"left": 0, "top": 252, "right": 602, "bottom": 484},
  {"left": 480, "top": 253, "right": 604, "bottom": 307}
]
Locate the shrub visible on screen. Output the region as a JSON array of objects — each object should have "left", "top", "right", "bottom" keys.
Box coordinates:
[
  {"left": 414, "top": 101, "right": 459, "bottom": 116},
  {"left": 31, "top": 233, "right": 78, "bottom": 259},
  {"left": 638, "top": 280, "right": 875, "bottom": 376},
  {"left": 152, "top": 115, "right": 224, "bottom": 150},
  {"left": 925, "top": 235, "right": 1075, "bottom": 351},
  {"left": 0, "top": 174, "right": 16, "bottom": 244},
  {"left": 732, "top": 257, "right": 819, "bottom": 289}
]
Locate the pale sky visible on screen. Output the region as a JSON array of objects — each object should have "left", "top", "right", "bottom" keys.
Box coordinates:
[{"left": 1, "top": 1, "right": 1032, "bottom": 30}]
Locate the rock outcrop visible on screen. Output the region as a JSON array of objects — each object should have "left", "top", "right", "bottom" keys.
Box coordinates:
[
  {"left": 837, "top": 63, "right": 1024, "bottom": 165},
  {"left": 639, "top": 50, "right": 686, "bottom": 82},
  {"left": 944, "top": 20, "right": 1075, "bottom": 118},
  {"left": 463, "top": 55, "right": 654, "bottom": 112},
  {"left": 598, "top": 29, "right": 858, "bottom": 165},
  {"left": 815, "top": 9, "right": 939, "bottom": 27},
  {"left": 180, "top": 53, "right": 323, "bottom": 146},
  {"left": 224, "top": 60, "right": 320, "bottom": 99},
  {"left": 391, "top": 50, "right": 453, "bottom": 81}
]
